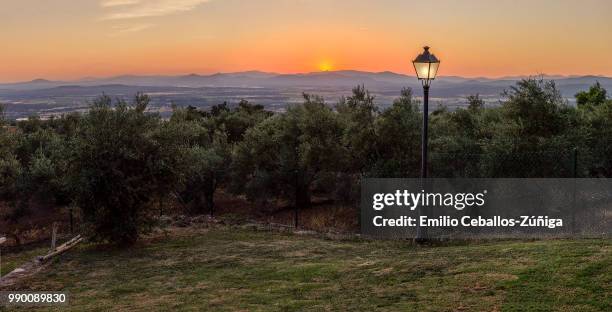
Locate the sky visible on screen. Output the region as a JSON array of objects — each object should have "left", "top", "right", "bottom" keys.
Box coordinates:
[{"left": 1, "top": 0, "right": 611, "bottom": 82}]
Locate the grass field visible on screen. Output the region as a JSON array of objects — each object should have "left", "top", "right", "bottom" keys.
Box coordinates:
[
  {"left": 1, "top": 246, "right": 48, "bottom": 279},
  {"left": 1, "top": 227, "right": 610, "bottom": 311}
]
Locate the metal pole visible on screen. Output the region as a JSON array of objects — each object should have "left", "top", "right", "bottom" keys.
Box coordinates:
[
  {"left": 421, "top": 85, "right": 430, "bottom": 179},
  {"left": 294, "top": 204, "right": 299, "bottom": 229},
  {"left": 416, "top": 84, "right": 430, "bottom": 243}
]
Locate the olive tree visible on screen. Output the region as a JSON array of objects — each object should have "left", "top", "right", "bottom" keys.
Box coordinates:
[
  {"left": 71, "top": 94, "right": 183, "bottom": 244},
  {"left": 232, "top": 94, "right": 344, "bottom": 211}
]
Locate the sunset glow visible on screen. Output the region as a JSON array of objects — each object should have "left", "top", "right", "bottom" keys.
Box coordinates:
[
  {"left": 1, "top": 0, "right": 611, "bottom": 82},
  {"left": 318, "top": 61, "right": 334, "bottom": 72}
]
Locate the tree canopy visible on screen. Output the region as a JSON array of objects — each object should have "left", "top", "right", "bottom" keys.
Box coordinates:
[{"left": 1, "top": 79, "right": 610, "bottom": 244}]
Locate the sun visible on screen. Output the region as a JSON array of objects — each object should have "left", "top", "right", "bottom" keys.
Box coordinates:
[{"left": 318, "top": 61, "right": 334, "bottom": 72}]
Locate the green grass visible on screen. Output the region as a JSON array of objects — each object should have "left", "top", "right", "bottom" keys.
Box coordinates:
[
  {"left": 1, "top": 246, "right": 48, "bottom": 278},
  {"left": 2, "top": 228, "right": 610, "bottom": 311}
]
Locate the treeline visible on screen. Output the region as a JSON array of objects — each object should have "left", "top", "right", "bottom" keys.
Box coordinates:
[{"left": 0, "top": 79, "right": 610, "bottom": 244}]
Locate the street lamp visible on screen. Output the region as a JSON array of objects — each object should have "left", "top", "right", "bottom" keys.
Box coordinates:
[
  {"left": 413, "top": 46, "right": 440, "bottom": 178},
  {"left": 413, "top": 46, "right": 439, "bottom": 243}
]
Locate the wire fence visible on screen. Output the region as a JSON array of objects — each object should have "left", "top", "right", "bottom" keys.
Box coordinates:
[
  {"left": 3, "top": 147, "right": 609, "bottom": 239},
  {"left": 429, "top": 149, "right": 581, "bottom": 178}
]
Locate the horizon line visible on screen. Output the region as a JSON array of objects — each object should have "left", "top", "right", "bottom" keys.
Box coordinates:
[{"left": 2, "top": 70, "right": 611, "bottom": 85}]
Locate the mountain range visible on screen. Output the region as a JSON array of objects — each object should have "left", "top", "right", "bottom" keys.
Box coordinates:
[
  {"left": 1, "top": 70, "right": 610, "bottom": 119},
  {"left": 2, "top": 70, "right": 611, "bottom": 95}
]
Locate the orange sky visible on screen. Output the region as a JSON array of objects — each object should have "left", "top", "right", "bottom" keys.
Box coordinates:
[{"left": 1, "top": 0, "right": 611, "bottom": 82}]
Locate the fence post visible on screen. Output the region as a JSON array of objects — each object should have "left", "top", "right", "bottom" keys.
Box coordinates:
[
  {"left": 294, "top": 169, "right": 299, "bottom": 229},
  {"left": 51, "top": 222, "right": 58, "bottom": 251},
  {"left": 159, "top": 197, "right": 163, "bottom": 217},
  {"left": 69, "top": 206, "right": 74, "bottom": 234},
  {"left": 573, "top": 148, "right": 578, "bottom": 178},
  {"left": 0, "top": 236, "right": 6, "bottom": 278},
  {"left": 357, "top": 173, "right": 363, "bottom": 232},
  {"left": 571, "top": 148, "right": 578, "bottom": 234}
]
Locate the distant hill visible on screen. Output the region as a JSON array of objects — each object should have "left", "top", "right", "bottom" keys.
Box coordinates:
[
  {"left": 1, "top": 71, "right": 611, "bottom": 119},
  {"left": 2, "top": 71, "right": 611, "bottom": 97}
]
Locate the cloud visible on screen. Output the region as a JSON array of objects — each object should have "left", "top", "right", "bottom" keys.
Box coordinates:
[
  {"left": 101, "top": 0, "right": 141, "bottom": 7},
  {"left": 113, "top": 23, "right": 154, "bottom": 33},
  {"left": 100, "top": 0, "right": 211, "bottom": 20}
]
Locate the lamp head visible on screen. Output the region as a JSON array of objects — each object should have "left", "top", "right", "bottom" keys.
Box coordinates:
[{"left": 413, "top": 46, "right": 440, "bottom": 86}]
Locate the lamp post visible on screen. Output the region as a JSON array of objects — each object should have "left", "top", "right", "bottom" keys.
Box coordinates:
[
  {"left": 413, "top": 46, "right": 440, "bottom": 178},
  {"left": 413, "top": 46, "right": 440, "bottom": 243}
]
